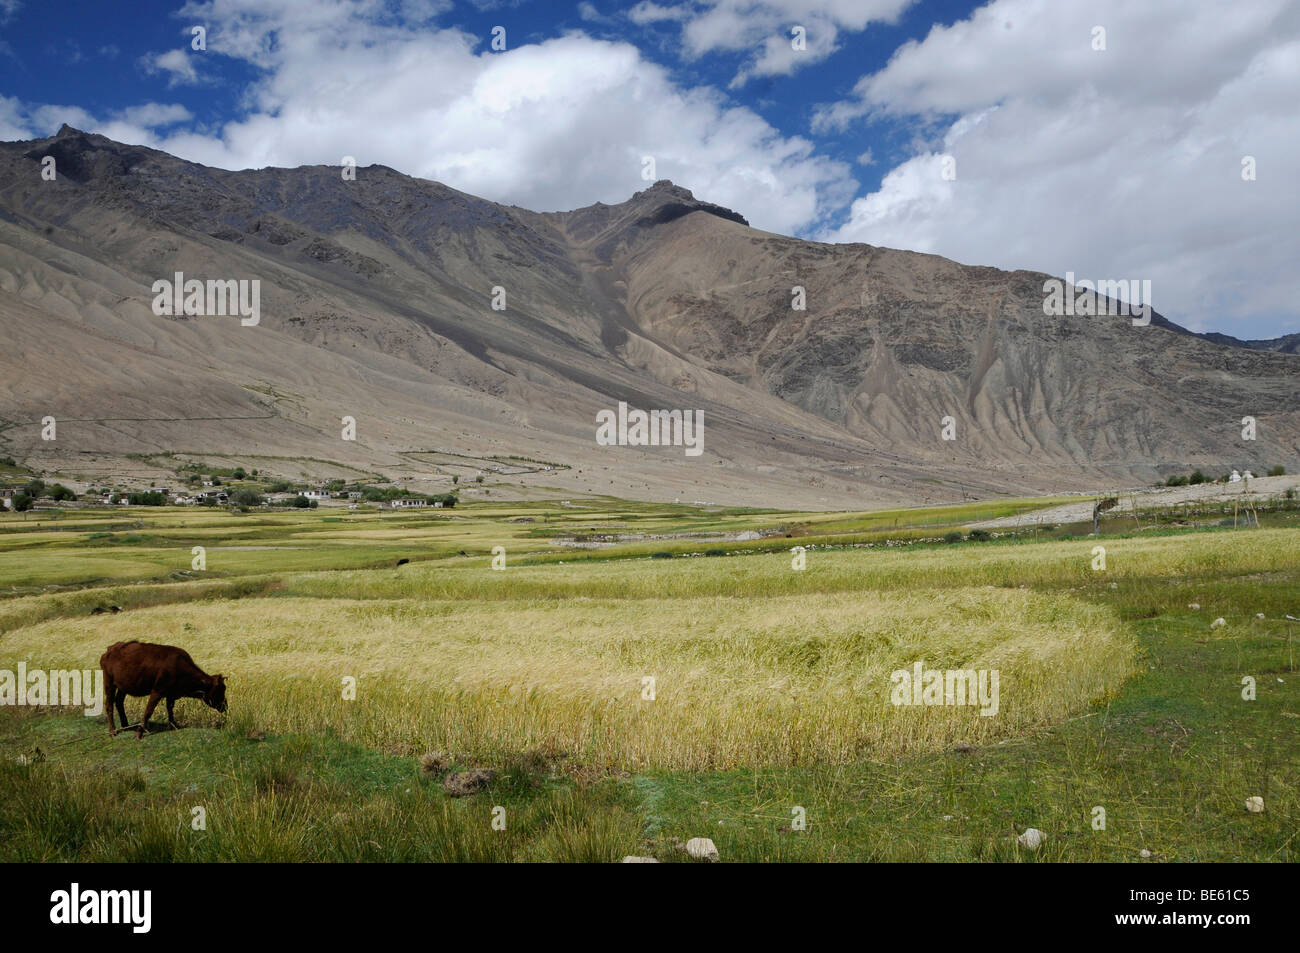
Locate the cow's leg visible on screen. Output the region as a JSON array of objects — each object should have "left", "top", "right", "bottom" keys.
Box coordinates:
[
  {"left": 105, "top": 676, "right": 118, "bottom": 736},
  {"left": 166, "top": 697, "right": 180, "bottom": 730},
  {"left": 115, "top": 688, "right": 129, "bottom": 732},
  {"left": 137, "top": 691, "right": 163, "bottom": 739}
]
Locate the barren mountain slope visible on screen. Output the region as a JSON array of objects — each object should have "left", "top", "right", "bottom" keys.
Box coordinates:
[{"left": 0, "top": 126, "right": 1294, "bottom": 506}]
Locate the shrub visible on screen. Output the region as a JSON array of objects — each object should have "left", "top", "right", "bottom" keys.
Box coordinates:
[
  {"left": 49, "top": 484, "right": 76, "bottom": 502},
  {"left": 967, "top": 529, "right": 992, "bottom": 542},
  {"left": 943, "top": 531, "right": 963, "bottom": 544},
  {"left": 10, "top": 493, "right": 32, "bottom": 512},
  {"left": 1268, "top": 465, "right": 1285, "bottom": 477}
]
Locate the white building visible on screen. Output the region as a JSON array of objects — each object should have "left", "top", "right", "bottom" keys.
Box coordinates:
[{"left": 389, "top": 498, "right": 428, "bottom": 508}]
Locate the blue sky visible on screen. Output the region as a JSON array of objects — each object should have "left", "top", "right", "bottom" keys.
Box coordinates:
[{"left": 1, "top": 0, "right": 1297, "bottom": 338}]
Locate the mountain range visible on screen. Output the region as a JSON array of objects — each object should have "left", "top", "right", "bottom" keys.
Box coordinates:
[{"left": 0, "top": 125, "right": 1295, "bottom": 507}]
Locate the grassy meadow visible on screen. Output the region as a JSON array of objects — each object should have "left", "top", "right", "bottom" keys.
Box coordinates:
[{"left": 0, "top": 496, "right": 1296, "bottom": 861}]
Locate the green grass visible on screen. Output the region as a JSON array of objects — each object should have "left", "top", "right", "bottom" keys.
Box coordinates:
[
  {"left": 0, "top": 494, "right": 1296, "bottom": 861},
  {"left": 0, "top": 713, "right": 642, "bottom": 862}
]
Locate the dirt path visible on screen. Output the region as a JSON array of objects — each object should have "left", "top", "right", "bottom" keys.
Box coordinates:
[{"left": 971, "top": 475, "right": 1299, "bottom": 529}]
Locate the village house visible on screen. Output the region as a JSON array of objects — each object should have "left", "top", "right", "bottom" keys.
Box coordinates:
[
  {"left": 389, "top": 498, "right": 428, "bottom": 509},
  {"left": 301, "top": 488, "right": 331, "bottom": 501}
]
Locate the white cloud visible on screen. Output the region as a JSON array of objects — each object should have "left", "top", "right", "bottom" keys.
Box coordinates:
[
  {"left": 820, "top": 0, "right": 1300, "bottom": 335},
  {"left": 0, "top": 95, "right": 33, "bottom": 140},
  {"left": 628, "top": 2, "right": 690, "bottom": 26},
  {"left": 0, "top": 98, "right": 195, "bottom": 145},
  {"left": 142, "top": 48, "right": 200, "bottom": 86},
  {"left": 114, "top": 103, "right": 194, "bottom": 128},
  {"left": 51, "top": 1, "right": 853, "bottom": 236},
  {"left": 632, "top": 0, "right": 915, "bottom": 86}
]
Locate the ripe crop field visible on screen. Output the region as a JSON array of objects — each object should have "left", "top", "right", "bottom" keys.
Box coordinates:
[{"left": 0, "top": 499, "right": 1297, "bottom": 862}]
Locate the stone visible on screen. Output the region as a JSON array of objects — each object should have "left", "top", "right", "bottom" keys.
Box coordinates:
[
  {"left": 685, "top": 837, "right": 719, "bottom": 862},
  {"left": 1245, "top": 796, "right": 1265, "bottom": 814},
  {"left": 1017, "top": 828, "right": 1046, "bottom": 851}
]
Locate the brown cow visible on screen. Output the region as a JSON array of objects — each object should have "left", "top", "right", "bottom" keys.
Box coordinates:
[{"left": 100, "top": 640, "right": 227, "bottom": 739}]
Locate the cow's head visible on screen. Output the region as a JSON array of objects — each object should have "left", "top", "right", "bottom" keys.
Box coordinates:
[{"left": 206, "top": 674, "right": 228, "bottom": 713}]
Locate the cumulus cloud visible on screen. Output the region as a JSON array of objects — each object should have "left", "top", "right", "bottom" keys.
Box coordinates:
[
  {"left": 0, "top": 95, "right": 33, "bottom": 140},
  {"left": 0, "top": 96, "right": 193, "bottom": 144},
  {"left": 819, "top": 0, "right": 1300, "bottom": 335},
  {"left": 632, "top": 0, "right": 914, "bottom": 86},
  {"left": 50, "top": 0, "right": 852, "bottom": 236},
  {"left": 141, "top": 48, "right": 201, "bottom": 85}
]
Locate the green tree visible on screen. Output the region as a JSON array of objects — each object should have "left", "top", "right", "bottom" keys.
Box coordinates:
[
  {"left": 10, "top": 493, "right": 32, "bottom": 512},
  {"left": 231, "top": 489, "right": 263, "bottom": 507}
]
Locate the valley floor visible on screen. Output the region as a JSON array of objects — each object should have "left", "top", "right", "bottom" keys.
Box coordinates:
[{"left": 0, "top": 495, "right": 1296, "bottom": 861}]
